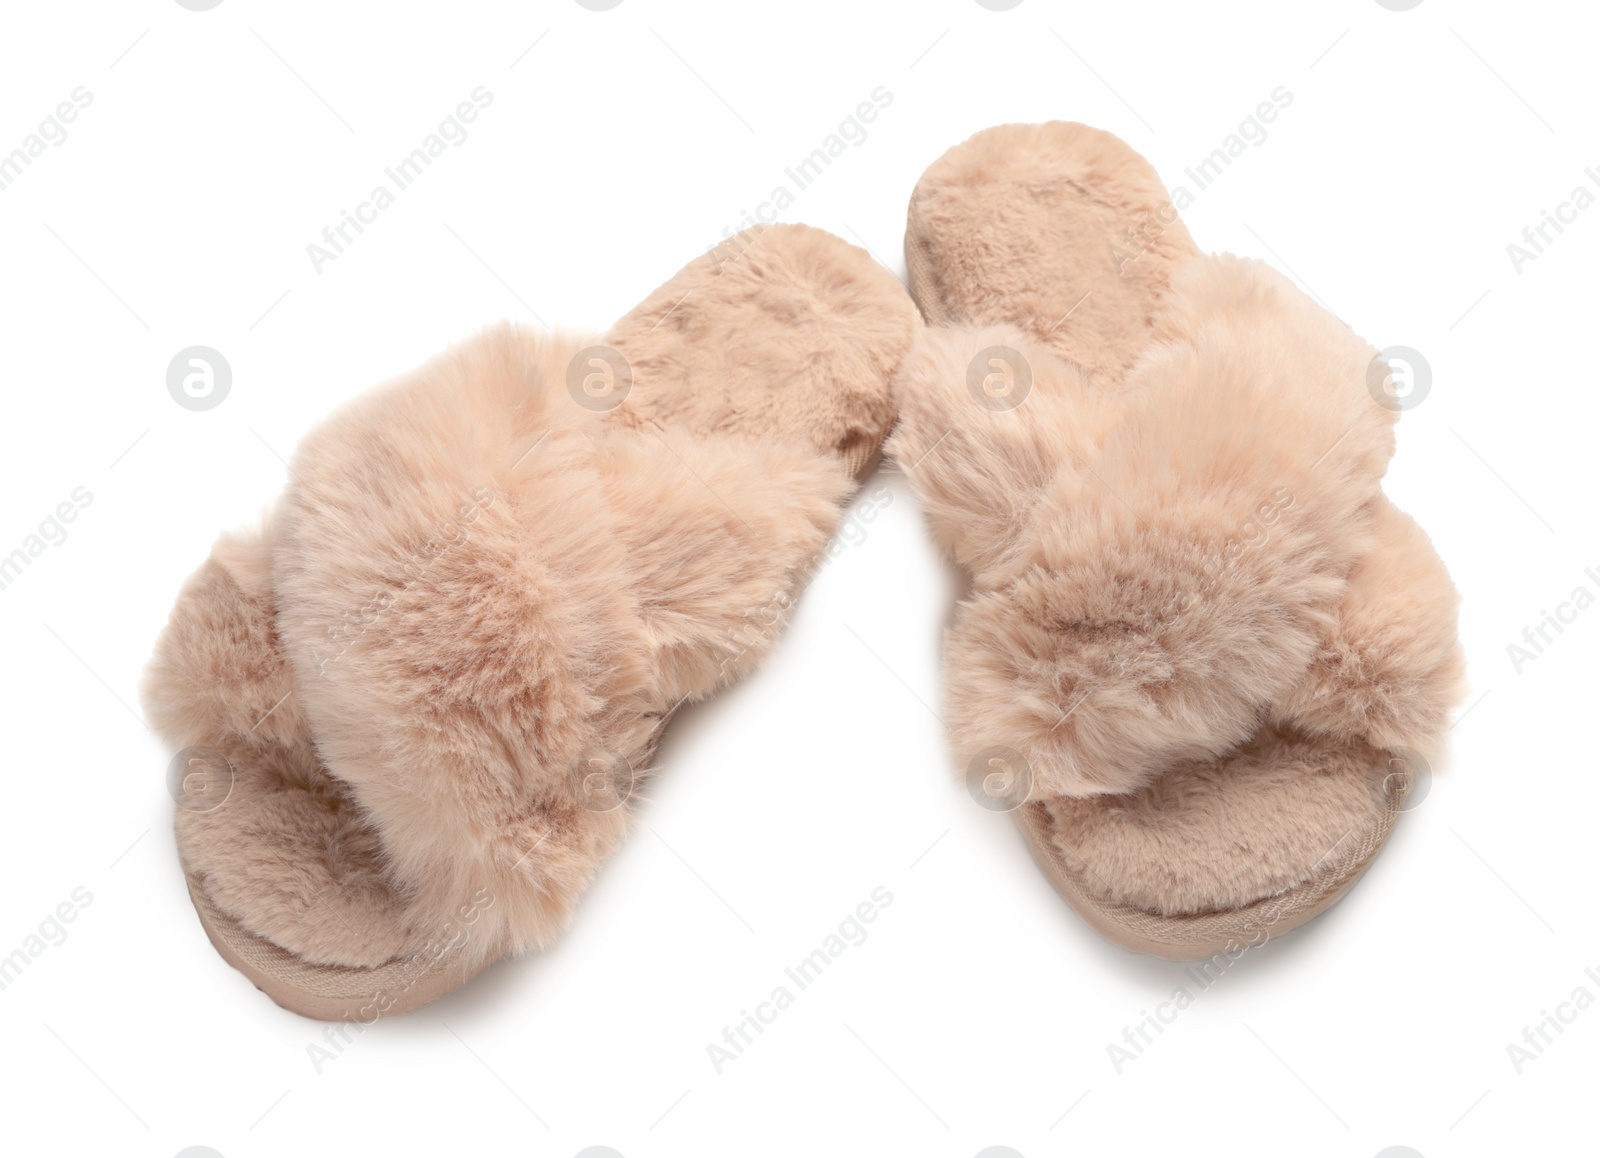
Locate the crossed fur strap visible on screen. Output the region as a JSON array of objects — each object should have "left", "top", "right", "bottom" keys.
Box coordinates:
[
  {"left": 196, "top": 326, "right": 852, "bottom": 963},
  {"left": 892, "top": 255, "right": 1462, "bottom": 799}
]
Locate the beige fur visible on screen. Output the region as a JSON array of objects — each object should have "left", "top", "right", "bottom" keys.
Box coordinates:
[
  {"left": 145, "top": 225, "right": 918, "bottom": 994},
  {"left": 889, "top": 123, "right": 1466, "bottom": 924},
  {"left": 1038, "top": 730, "right": 1396, "bottom": 915}
]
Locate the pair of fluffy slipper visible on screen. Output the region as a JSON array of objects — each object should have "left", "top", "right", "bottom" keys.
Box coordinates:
[{"left": 147, "top": 123, "right": 1464, "bottom": 1020}]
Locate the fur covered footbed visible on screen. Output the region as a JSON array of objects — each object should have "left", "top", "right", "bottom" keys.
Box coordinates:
[
  {"left": 145, "top": 224, "right": 919, "bottom": 1017},
  {"left": 889, "top": 123, "right": 1465, "bottom": 952}
]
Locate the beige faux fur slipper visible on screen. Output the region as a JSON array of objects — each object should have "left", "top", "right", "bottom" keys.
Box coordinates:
[
  {"left": 888, "top": 123, "right": 1466, "bottom": 960},
  {"left": 147, "top": 224, "right": 918, "bottom": 1019}
]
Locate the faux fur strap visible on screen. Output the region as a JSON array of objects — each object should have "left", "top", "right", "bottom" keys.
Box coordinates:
[
  {"left": 894, "top": 256, "right": 1443, "bottom": 797},
  {"left": 267, "top": 326, "right": 853, "bottom": 960}
]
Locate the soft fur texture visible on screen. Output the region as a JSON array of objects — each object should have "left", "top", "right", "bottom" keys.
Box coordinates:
[
  {"left": 889, "top": 123, "right": 1466, "bottom": 919},
  {"left": 608, "top": 224, "right": 911, "bottom": 476},
  {"left": 145, "top": 225, "right": 919, "bottom": 986},
  {"left": 1038, "top": 731, "right": 1397, "bottom": 915}
]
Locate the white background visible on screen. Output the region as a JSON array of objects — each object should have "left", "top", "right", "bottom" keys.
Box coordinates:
[{"left": 0, "top": 1, "right": 1594, "bottom": 1156}]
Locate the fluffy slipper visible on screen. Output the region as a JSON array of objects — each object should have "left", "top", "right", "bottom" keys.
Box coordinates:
[
  {"left": 147, "top": 224, "right": 918, "bottom": 1019},
  {"left": 889, "top": 123, "right": 1465, "bottom": 959}
]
